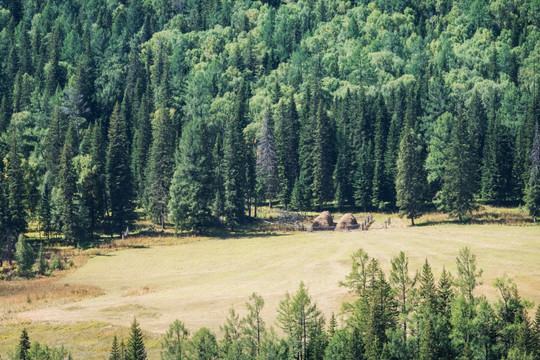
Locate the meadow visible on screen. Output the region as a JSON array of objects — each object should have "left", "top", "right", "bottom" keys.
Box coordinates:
[{"left": 1, "top": 212, "right": 539, "bottom": 358}]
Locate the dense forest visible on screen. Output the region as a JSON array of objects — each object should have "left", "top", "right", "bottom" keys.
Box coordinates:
[
  {"left": 0, "top": 0, "right": 539, "bottom": 253},
  {"left": 7, "top": 248, "right": 540, "bottom": 360}
]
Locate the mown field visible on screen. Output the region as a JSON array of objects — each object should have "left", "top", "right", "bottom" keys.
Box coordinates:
[{"left": 1, "top": 213, "right": 539, "bottom": 358}]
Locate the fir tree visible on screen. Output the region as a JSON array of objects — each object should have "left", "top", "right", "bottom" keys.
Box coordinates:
[
  {"left": 525, "top": 122, "right": 540, "bottom": 221},
  {"left": 89, "top": 122, "right": 107, "bottom": 236},
  {"left": 290, "top": 174, "right": 311, "bottom": 212},
  {"left": 419, "top": 259, "right": 437, "bottom": 311},
  {"left": 58, "top": 124, "right": 79, "bottom": 245},
  {"left": 131, "top": 95, "right": 152, "bottom": 204},
  {"left": 312, "top": 102, "right": 334, "bottom": 209},
  {"left": 256, "top": 106, "right": 279, "bottom": 207},
  {"left": 0, "top": 96, "right": 8, "bottom": 133},
  {"left": 440, "top": 110, "right": 477, "bottom": 222},
  {"left": 126, "top": 318, "right": 147, "bottom": 360},
  {"left": 17, "top": 328, "right": 31, "bottom": 360},
  {"left": 110, "top": 335, "right": 121, "bottom": 360},
  {"left": 15, "top": 234, "right": 34, "bottom": 277},
  {"left": 6, "top": 126, "right": 27, "bottom": 234},
  {"left": 419, "top": 319, "right": 436, "bottom": 360},
  {"left": 395, "top": 123, "right": 427, "bottom": 226},
  {"left": 168, "top": 119, "right": 214, "bottom": 233},
  {"left": 372, "top": 95, "right": 388, "bottom": 210},
  {"left": 223, "top": 83, "right": 248, "bottom": 230},
  {"left": 147, "top": 108, "right": 175, "bottom": 229},
  {"left": 44, "top": 105, "right": 66, "bottom": 179},
  {"left": 106, "top": 103, "right": 136, "bottom": 236}
]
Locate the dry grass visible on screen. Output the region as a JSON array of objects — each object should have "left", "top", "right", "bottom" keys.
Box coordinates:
[{"left": 0, "top": 208, "right": 538, "bottom": 358}]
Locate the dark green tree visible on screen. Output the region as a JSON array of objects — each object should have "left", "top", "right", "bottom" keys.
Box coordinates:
[
  {"left": 256, "top": 106, "right": 279, "bottom": 207},
  {"left": 106, "top": 103, "right": 136, "bottom": 236},
  {"left": 525, "top": 122, "right": 540, "bottom": 221},
  {"left": 132, "top": 95, "right": 152, "bottom": 204},
  {"left": 186, "top": 328, "right": 218, "bottom": 360},
  {"left": 6, "top": 127, "right": 27, "bottom": 234},
  {"left": 371, "top": 95, "right": 389, "bottom": 210},
  {"left": 17, "top": 328, "right": 31, "bottom": 360},
  {"left": 312, "top": 102, "right": 334, "bottom": 210},
  {"left": 147, "top": 108, "right": 175, "bottom": 229},
  {"left": 15, "top": 234, "right": 34, "bottom": 277},
  {"left": 58, "top": 124, "right": 80, "bottom": 245},
  {"left": 290, "top": 174, "right": 311, "bottom": 212},
  {"left": 110, "top": 335, "right": 121, "bottom": 360},
  {"left": 440, "top": 110, "right": 477, "bottom": 222},
  {"left": 161, "top": 320, "right": 189, "bottom": 360},
  {"left": 168, "top": 119, "right": 214, "bottom": 233},
  {"left": 126, "top": 318, "right": 147, "bottom": 360}
]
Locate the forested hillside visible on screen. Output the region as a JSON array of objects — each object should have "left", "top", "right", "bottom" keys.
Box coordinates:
[{"left": 0, "top": 0, "right": 539, "bottom": 249}]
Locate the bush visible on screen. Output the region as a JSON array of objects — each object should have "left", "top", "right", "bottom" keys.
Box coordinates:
[{"left": 50, "top": 255, "right": 64, "bottom": 271}]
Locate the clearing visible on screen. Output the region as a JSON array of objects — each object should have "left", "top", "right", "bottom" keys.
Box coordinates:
[{"left": 1, "top": 221, "right": 539, "bottom": 358}]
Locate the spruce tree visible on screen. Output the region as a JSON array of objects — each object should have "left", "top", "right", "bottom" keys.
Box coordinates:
[
  {"left": 440, "top": 111, "right": 477, "bottom": 222},
  {"left": 106, "top": 103, "right": 136, "bottom": 236},
  {"left": 525, "top": 121, "right": 540, "bottom": 221},
  {"left": 6, "top": 126, "right": 26, "bottom": 234},
  {"left": 419, "top": 319, "right": 436, "bottom": 360},
  {"left": 17, "top": 328, "right": 31, "bottom": 360},
  {"left": 0, "top": 96, "right": 8, "bottom": 133},
  {"left": 126, "top": 318, "right": 147, "bottom": 360},
  {"left": 372, "top": 94, "right": 388, "bottom": 210},
  {"left": 168, "top": 119, "right": 214, "bottom": 233},
  {"left": 131, "top": 95, "right": 152, "bottom": 204},
  {"left": 44, "top": 105, "right": 66, "bottom": 179},
  {"left": 147, "top": 108, "right": 175, "bottom": 229},
  {"left": 290, "top": 174, "right": 311, "bottom": 212},
  {"left": 15, "top": 234, "right": 34, "bottom": 277},
  {"left": 256, "top": 106, "right": 279, "bottom": 207},
  {"left": 312, "top": 102, "right": 334, "bottom": 210},
  {"left": 58, "top": 123, "right": 80, "bottom": 245},
  {"left": 89, "top": 122, "right": 107, "bottom": 236},
  {"left": 395, "top": 123, "right": 427, "bottom": 226},
  {"left": 110, "top": 335, "right": 121, "bottom": 360},
  {"left": 223, "top": 83, "right": 248, "bottom": 230},
  {"left": 354, "top": 140, "right": 374, "bottom": 212}
]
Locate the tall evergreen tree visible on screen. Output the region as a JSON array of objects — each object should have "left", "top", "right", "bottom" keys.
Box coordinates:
[
  {"left": 126, "top": 318, "right": 147, "bottom": 360},
  {"left": 440, "top": 110, "right": 477, "bottom": 222},
  {"left": 132, "top": 95, "right": 152, "bottom": 204},
  {"left": 44, "top": 105, "right": 66, "bottom": 179},
  {"left": 58, "top": 123, "right": 80, "bottom": 245},
  {"left": 17, "top": 328, "right": 31, "bottom": 360},
  {"left": 223, "top": 82, "right": 248, "bottom": 230},
  {"left": 372, "top": 95, "right": 388, "bottom": 210},
  {"left": 110, "top": 335, "right": 121, "bottom": 360},
  {"left": 6, "top": 126, "right": 26, "bottom": 234},
  {"left": 256, "top": 106, "right": 279, "bottom": 207},
  {"left": 147, "top": 108, "right": 175, "bottom": 229},
  {"left": 312, "top": 102, "right": 334, "bottom": 209},
  {"left": 525, "top": 121, "right": 540, "bottom": 221},
  {"left": 106, "top": 103, "right": 136, "bottom": 236},
  {"left": 395, "top": 121, "right": 427, "bottom": 226},
  {"left": 88, "top": 122, "right": 107, "bottom": 237},
  {"left": 168, "top": 119, "right": 214, "bottom": 233}
]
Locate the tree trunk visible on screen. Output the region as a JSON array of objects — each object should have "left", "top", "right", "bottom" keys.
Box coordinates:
[{"left": 411, "top": 216, "right": 415, "bottom": 226}]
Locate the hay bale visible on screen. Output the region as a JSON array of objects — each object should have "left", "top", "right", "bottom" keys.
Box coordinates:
[
  {"left": 336, "top": 213, "right": 358, "bottom": 230},
  {"left": 312, "top": 211, "right": 334, "bottom": 229}
]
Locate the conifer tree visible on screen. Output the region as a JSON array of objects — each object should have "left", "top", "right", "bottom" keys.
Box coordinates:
[
  {"left": 419, "top": 319, "right": 436, "bottom": 360},
  {"left": 17, "top": 328, "right": 31, "bottom": 360},
  {"left": 44, "top": 105, "right": 66, "bottom": 179},
  {"left": 290, "top": 174, "right": 311, "bottom": 212},
  {"left": 89, "top": 122, "right": 107, "bottom": 235},
  {"left": 6, "top": 126, "right": 26, "bottom": 234},
  {"left": 525, "top": 122, "right": 540, "bottom": 221},
  {"left": 354, "top": 140, "right": 374, "bottom": 212},
  {"left": 15, "top": 234, "right": 34, "bottom": 277},
  {"left": 106, "top": 103, "right": 136, "bottom": 236},
  {"left": 275, "top": 94, "right": 300, "bottom": 207},
  {"left": 223, "top": 83, "right": 248, "bottom": 230},
  {"left": 395, "top": 122, "right": 427, "bottom": 226},
  {"left": 147, "top": 108, "right": 175, "bottom": 229},
  {"left": 126, "top": 318, "right": 147, "bottom": 360},
  {"left": 419, "top": 259, "right": 437, "bottom": 311},
  {"left": 132, "top": 95, "right": 152, "bottom": 204},
  {"left": 0, "top": 96, "right": 8, "bottom": 133},
  {"left": 372, "top": 95, "right": 388, "bottom": 210},
  {"left": 256, "top": 106, "right": 279, "bottom": 207},
  {"left": 242, "top": 293, "right": 266, "bottom": 357},
  {"left": 440, "top": 111, "right": 477, "bottom": 222},
  {"left": 390, "top": 251, "right": 415, "bottom": 344},
  {"left": 58, "top": 123, "right": 80, "bottom": 245},
  {"left": 110, "top": 335, "right": 121, "bottom": 360},
  {"left": 312, "top": 102, "right": 334, "bottom": 210},
  {"left": 168, "top": 119, "right": 214, "bottom": 233}
]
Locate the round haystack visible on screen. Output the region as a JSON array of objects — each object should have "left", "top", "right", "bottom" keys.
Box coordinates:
[
  {"left": 312, "top": 211, "right": 334, "bottom": 228},
  {"left": 336, "top": 213, "right": 358, "bottom": 230}
]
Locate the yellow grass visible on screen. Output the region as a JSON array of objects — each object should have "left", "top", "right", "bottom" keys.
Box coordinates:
[{"left": 1, "top": 216, "right": 539, "bottom": 358}]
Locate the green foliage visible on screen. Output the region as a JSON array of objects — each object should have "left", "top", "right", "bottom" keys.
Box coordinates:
[
  {"left": 525, "top": 122, "right": 540, "bottom": 220},
  {"left": 110, "top": 335, "right": 121, "bottom": 360},
  {"left": 58, "top": 123, "right": 80, "bottom": 245},
  {"left": 15, "top": 234, "right": 34, "bottom": 277},
  {"left": 17, "top": 328, "right": 30, "bottom": 360},
  {"left": 161, "top": 320, "right": 189, "bottom": 360},
  {"left": 186, "top": 328, "right": 218, "bottom": 360},
  {"left": 126, "top": 318, "right": 147, "bottom": 360}
]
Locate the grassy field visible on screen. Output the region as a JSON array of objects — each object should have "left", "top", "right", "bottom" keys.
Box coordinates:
[{"left": 1, "top": 213, "right": 539, "bottom": 358}]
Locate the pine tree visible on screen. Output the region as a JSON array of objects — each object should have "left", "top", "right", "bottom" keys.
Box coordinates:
[
  {"left": 312, "top": 102, "right": 334, "bottom": 209},
  {"left": 419, "top": 259, "right": 438, "bottom": 311},
  {"left": 437, "top": 266, "right": 454, "bottom": 315},
  {"left": 161, "top": 320, "right": 189, "bottom": 360},
  {"left": 89, "top": 122, "right": 107, "bottom": 236},
  {"left": 58, "top": 124, "right": 80, "bottom": 245},
  {"left": 455, "top": 247, "right": 483, "bottom": 302},
  {"left": 390, "top": 251, "right": 415, "bottom": 344},
  {"left": 132, "top": 95, "right": 152, "bottom": 204},
  {"left": 440, "top": 110, "right": 477, "bottom": 222},
  {"left": 242, "top": 293, "right": 266, "bottom": 357},
  {"left": 256, "top": 106, "right": 279, "bottom": 207},
  {"left": 44, "top": 105, "right": 66, "bottom": 179},
  {"left": 147, "top": 108, "right": 175, "bottom": 229},
  {"left": 0, "top": 96, "right": 9, "bottom": 133},
  {"left": 223, "top": 83, "right": 248, "bottom": 230},
  {"left": 468, "top": 90, "right": 487, "bottom": 190},
  {"left": 17, "top": 328, "right": 31, "bottom": 360},
  {"left": 110, "top": 335, "right": 121, "bottom": 360},
  {"left": 6, "top": 126, "right": 27, "bottom": 234},
  {"left": 126, "top": 318, "right": 147, "bottom": 360},
  {"left": 419, "top": 318, "right": 436, "bottom": 360},
  {"left": 106, "top": 103, "right": 136, "bottom": 236},
  {"left": 372, "top": 95, "right": 388, "bottom": 210},
  {"left": 168, "top": 119, "right": 214, "bottom": 233},
  {"left": 15, "top": 234, "right": 34, "bottom": 277},
  {"left": 290, "top": 174, "right": 311, "bottom": 212},
  {"left": 395, "top": 122, "right": 427, "bottom": 226},
  {"left": 525, "top": 122, "right": 540, "bottom": 221}
]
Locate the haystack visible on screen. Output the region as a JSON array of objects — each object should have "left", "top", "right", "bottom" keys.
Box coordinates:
[
  {"left": 312, "top": 211, "right": 334, "bottom": 228},
  {"left": 336, "top": 213, "right": 358, "bottom": 230}
]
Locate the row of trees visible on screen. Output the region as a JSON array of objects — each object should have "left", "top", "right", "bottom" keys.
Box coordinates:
[
  {"left": 10, "top": 247, "right": 540, "bottom": 359},
  {"left": 1, "top": 0, "right": 540, "bottom": 252}
]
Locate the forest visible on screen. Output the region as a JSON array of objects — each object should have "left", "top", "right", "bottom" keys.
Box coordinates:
[
  {"left": 0, "top": 0, "right": 539, "bottom": 249},
  {"left": 7, "top": 248, "right": 540, "bottom": 360}
]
